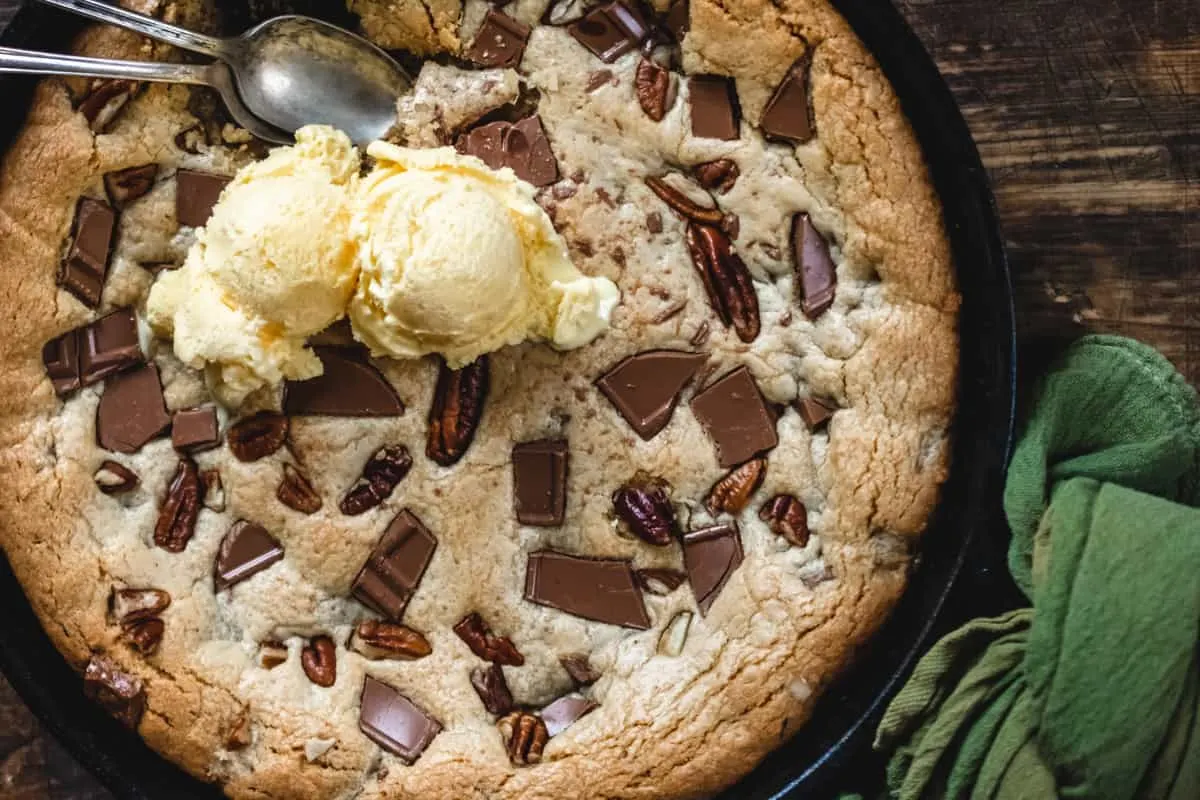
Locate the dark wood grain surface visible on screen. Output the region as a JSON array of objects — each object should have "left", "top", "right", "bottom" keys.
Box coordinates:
[{"left": 0, "top": 0, "right": 1196, "bottom": 797}]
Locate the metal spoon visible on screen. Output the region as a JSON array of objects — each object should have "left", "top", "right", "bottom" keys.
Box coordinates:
[{"left": 0, "top": 0, "right": 412, "bottom": 145}]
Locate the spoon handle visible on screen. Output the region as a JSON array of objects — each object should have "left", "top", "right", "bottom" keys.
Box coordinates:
[
  {"left": 36, "top": 0, "right": 226, "bottom": 58},
  {"left": 0, "top": 46, "right": 214, "bottom": 85}
]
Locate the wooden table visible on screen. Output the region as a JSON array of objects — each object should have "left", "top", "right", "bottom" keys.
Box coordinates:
[{"left": 1, "top": 0, "right": 1196, "bottom": 796}]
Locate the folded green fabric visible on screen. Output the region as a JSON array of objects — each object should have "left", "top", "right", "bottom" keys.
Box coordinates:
[{"left": 874, "top": 336, "right": 1200, "bottom": 800}]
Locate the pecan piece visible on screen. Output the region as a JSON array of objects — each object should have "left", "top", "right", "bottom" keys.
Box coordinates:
[
  {"left": 705, "top": 458, "right": 767, "bottom": 514},
  {"left": 694, "top": 159, "right": 740, "bottom": 193},
  {"left": 471, "top": 664, "right": 515, "bottom": 715},
  {"left": 453, "top": 612, "right": 524, "bottom": 666},
  {"left": 612, "top": 474, "right": 678, "bottom": 546},
  {"left": 559, "top": 653, "right": 600, "bottom": 686},
  {"left": 340, "top": 445, "right": 412, "bottom": 515},
  {"left": 645, "top": 175, "right": 723, "bottom": 225},
  {"left": 758, "top": 494, "right": 810, "bottom": 547},
  {"left": 635, "top": 59, "right": 675, "bottom": 121},
  {"left": 498, "top": 711, "right": 548, "bottom": 766},
  {"left": 427, "top": 356, "right": 489, "bottom": 467},
  {"left": 201, "top": 469, "right": 225, "bottom": 511},
  {"left": 301, "top": 636, "right": 337, "bottom": 687},
  {"left": 77, "top": 79, "right": 136, "bottom": 133},
  {"left": 103, "top": 164, "right": 158, "bottom": 210},
  {"left": 227, "top": 412, "right": 288, "bottom": 462},
  {"left": 349, "top": 620, "right": 432, "bottom": 661},
  {"left": 154, "top": 458, "right": 201, "bottom": 553},
  {"left": 95, "top": 460, "right": 138, "bottom": 494},
  {"left": 108, "top": 587, "right": 171, "bottom": 624},
  {"left": 278, "top": 463, "right": 322, "bottom": 514},
  {"left": 634, "top": 567, "right": 687, "bottom": 595},
  {"left": 686, "top": 222, "right": 760, "bottom": 343},
  {"left": 122, "top": 618, "right": 165, "bottom": 655}
]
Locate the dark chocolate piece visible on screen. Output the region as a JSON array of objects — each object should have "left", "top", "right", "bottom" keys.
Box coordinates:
[
  {"left": 512, "top": 439, "right": 568, "bottom": 526},
  {"left": 470, "top": 664, "right": 515, "bottom": 715},
  {"left": 43, "top": 331, "right": 81, "bottom": 396},
  {"left": 682, "top": 522, "right": 743, "bottom": 614},
  {"left": 104, "top": 163, "right": 158, "bottom": 210},
  {"left": 690, "top": 366, "right": 779, "bottom": 468},
  {"left": 791, "top": 213, "right": 837, "bottom": 318},
  {"left": 77, "top": 80, "right": 136, "bottom": 133},
  {"left": 340, "top": 445, "right": 413, "bottom": 515},
  {"left": 458, "top": 116, "right": 559, "bottom": 187},
  {"left": 83, "top": 655, "right": 145, "bottom": 729},
  {"left": 283, "top": 347, "right": 404, "bottom": 417},
  {"left": 596, "top": 349, "right": 706, "bottom": 440},
  {"left": 541, "top": 693, "right": 598, "bottom": 736},
  {"left": 80, "top": 308, "right": 143, "bottom": 385},
  {"left": 761, "top": 58, "right": 814, "bottom": 144},
  {"left": 96, "top": 364, "right": 170, "bottom": 453},
  {"left": 465, "top": 9, "right": 531, "bottom": 68},
  {"left": 795, "top": 395, "right": 837, "bottom": 431},
  {"left": 524, "top": 550, "right": 650, "bottom": 629},
  {"left": 351, "top": 510, "right": 437, "bottom": 620},
  {"left": 568, "top": 2, "right": 650, "bottom": 62},
  {"left": 175, "top": 169, "right": 230, "bottom": 228},
  {"left": 214, "top": 520, "right": 284, "bottom": 591},
  {"left": 688, "top": 75, "right": 740, "bottom": 140},
  {"left": 665, "top": 0, "right": 689, "bottom": 40},
  {"left": 359, "top": 676, "right": 442, "bottom": 764},
  {"left": 559, "top": 653, "right": 601, "bottom": 685},
  {"left": 59, "top": 198, "right": 116, "bottom": 308},
  {"left": 171, "top": 406, "right": 220, "bottom": 453}
]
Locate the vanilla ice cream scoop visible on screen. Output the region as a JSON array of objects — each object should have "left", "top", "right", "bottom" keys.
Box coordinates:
[
  {"left": 147, "top": 126, "right": 360, "bottom": 405},
  {"left": 348, "top": 143, "right": 619, "bottom": 367}
]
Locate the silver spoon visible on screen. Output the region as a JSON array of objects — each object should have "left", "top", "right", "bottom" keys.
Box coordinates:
[{"left": 0, "top": 0, "right": 412, "bottom": 145}]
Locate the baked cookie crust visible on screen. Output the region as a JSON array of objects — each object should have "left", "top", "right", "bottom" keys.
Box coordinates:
[{"left": 0, "top": 1, "right": 957, "bottom": 798}]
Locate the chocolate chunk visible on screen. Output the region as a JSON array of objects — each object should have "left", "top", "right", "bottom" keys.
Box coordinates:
[
  {"left": 43, "top": 331, "right": 80, "bottom": 396},
  {"left": 682, "top": 522, "right": 743, "bottom": 614},
  {"left": 351, "top": 509, "right": 437, "bottom": 620},
  {"left": 761, "top": 58, "right": 814, "bottom": 144},
  {"left": 559, "top": 653, "right": 601, "bottom": 685},
  {"left": 214, "top": 521, "right": 283, "bottom": 591},
  {"left": 512, "top": 439, "right": 568, "bottom": 526},
  {"left": 359, "top": 677, "right": 442, "bottom": 764},
  {"left": 96, "top": 364, "right": 170, "bottom": 453},
  {"left": 465, "top": 9, "right": 531, "bottom": 68},
  {"left": 690, "top": 366, "right": 779, "bottom": 468},
  {"left": 458, "top": 116, "right": 559, "bottom": 187},
  {"left": 665, "top": 0, "right": 689, "bottom": 40},
  {"left": 524, "top": 550, "right": 650, "bottom": 629},
  {"left": 104, "top": 164, "right": 158, "bottom": 210},
  {"left": 688, "top": 75, "right": 740, "bottom": 140},
  {"left": 596, "top": 349, "right": 706, "bottom": 440},
  {"left": 795, "top": 395, "right": 837, "bottom": 431},
  {"left": 77, "top": 80, "right": 136, "bottom": 133},
  {"left": 171, "top": 406, "right": 220, "bottom": 453},
  {"left": 283, "top": 347, "right": 404, "bottom": 417},
  {"left": 586, "top": 69, "right": 615, "bottom": 92},
  {"left": 175, "top": 169, "right": 230, "bottom": 228},
  {"left": 568, "top": 2, "right": 650, "bottom": 62},
  {"left": 83, "top": 655, "right": 145, "bottom": 729},
  {"left": 154, "top": 459, "right": 201, "bottom": 553},
  {"left": 80, "top": 309, "right": 143, "bottom": 385},
  {"left": 95, "top": 460, "right": 139, "bottom": 495},
  {"left": 470, "top": 664, "right": 515, "bottom": 715},
  {"left": 540, "top": 694, "right": 598, "bottom": 736},
  {"left": 59, "top": 198, "right": 116, "bottom": 308},
  {"left": 791, "top": 213, "right": 837, "bottom": 318}
]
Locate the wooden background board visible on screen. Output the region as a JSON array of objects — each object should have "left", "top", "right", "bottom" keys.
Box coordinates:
[{"left": 0, "top": 0, "right": 1196, "bottom": 796}]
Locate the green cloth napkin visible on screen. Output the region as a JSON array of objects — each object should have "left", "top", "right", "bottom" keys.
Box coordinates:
[{"left": 873, "top": 335, "right": 1200, "bottom": 800}]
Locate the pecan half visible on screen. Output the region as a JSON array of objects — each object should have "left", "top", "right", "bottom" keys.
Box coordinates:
[
  {"left": 559, "top": 653, "right": 600, "bottom": 686},
  {"left": 122, "top": 618, "right": 165, "bottom": 655},
  {"left": 705, "top": 458, "right": 767, "bottom": 514},
  {"left": 498, "top": 711, "right": 548, "bottom": 766},
  {"left": 686, "top": 222, "right": 760, "bottom": 343},
  {"left": 634, "top": 567, "right": 687, "bottom": 595},
  {"left": 471, "top": 664, "right": 515, "bottom": 715},
  {"left": 635, "top": 59, "right": 675, "bottom": 121},
  {"left": 694, "top": 159, "right": 740, "bottom": 193},
  {"left": 278, "top": 463, "right": 322, "bottom": 514},
  {"left": 227, "top": 412, "right": 288, "bottom": 462},
  {"left": 154, "top": 458, "right": 201, "bottom": 553},
  {"left": 612, "top": 475, "right": 678, "bottom": 546},
  {"left": 95, "top": 460, "right": 138, "bottom": 494},
  {"left": 645, "top": 175, "right": 723, "bottom": 225},
  {"left": 226, "top": 709, "right": 252, "bottom": 750},
  {"left": 109, "top": 587, "right": 171, "bottom": 624},
  {"left": 201, "top": 469, "right": 225, "bottom": 511},
  {"left": 349, "top": 620, "right": 432, "bottom": 661},
  {"left": 454, "top": 612, "right": 524, "bottom": 666},
  {"left": 758, "top": 494, "right": 810, "bottom": 547},
  {"left": 340, "top": 445, "right": 412, "bottom": 515},
  {"left": 427, "top": 356, "right": 489, "bottom": 467},
  {"left": 301, "top": 636, "right": 337, "bottom": 687}
]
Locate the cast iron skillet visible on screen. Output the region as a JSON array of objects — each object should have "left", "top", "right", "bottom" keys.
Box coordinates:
[{"left": 0, "top": 1, "right": 1016, "bottom": 797}]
